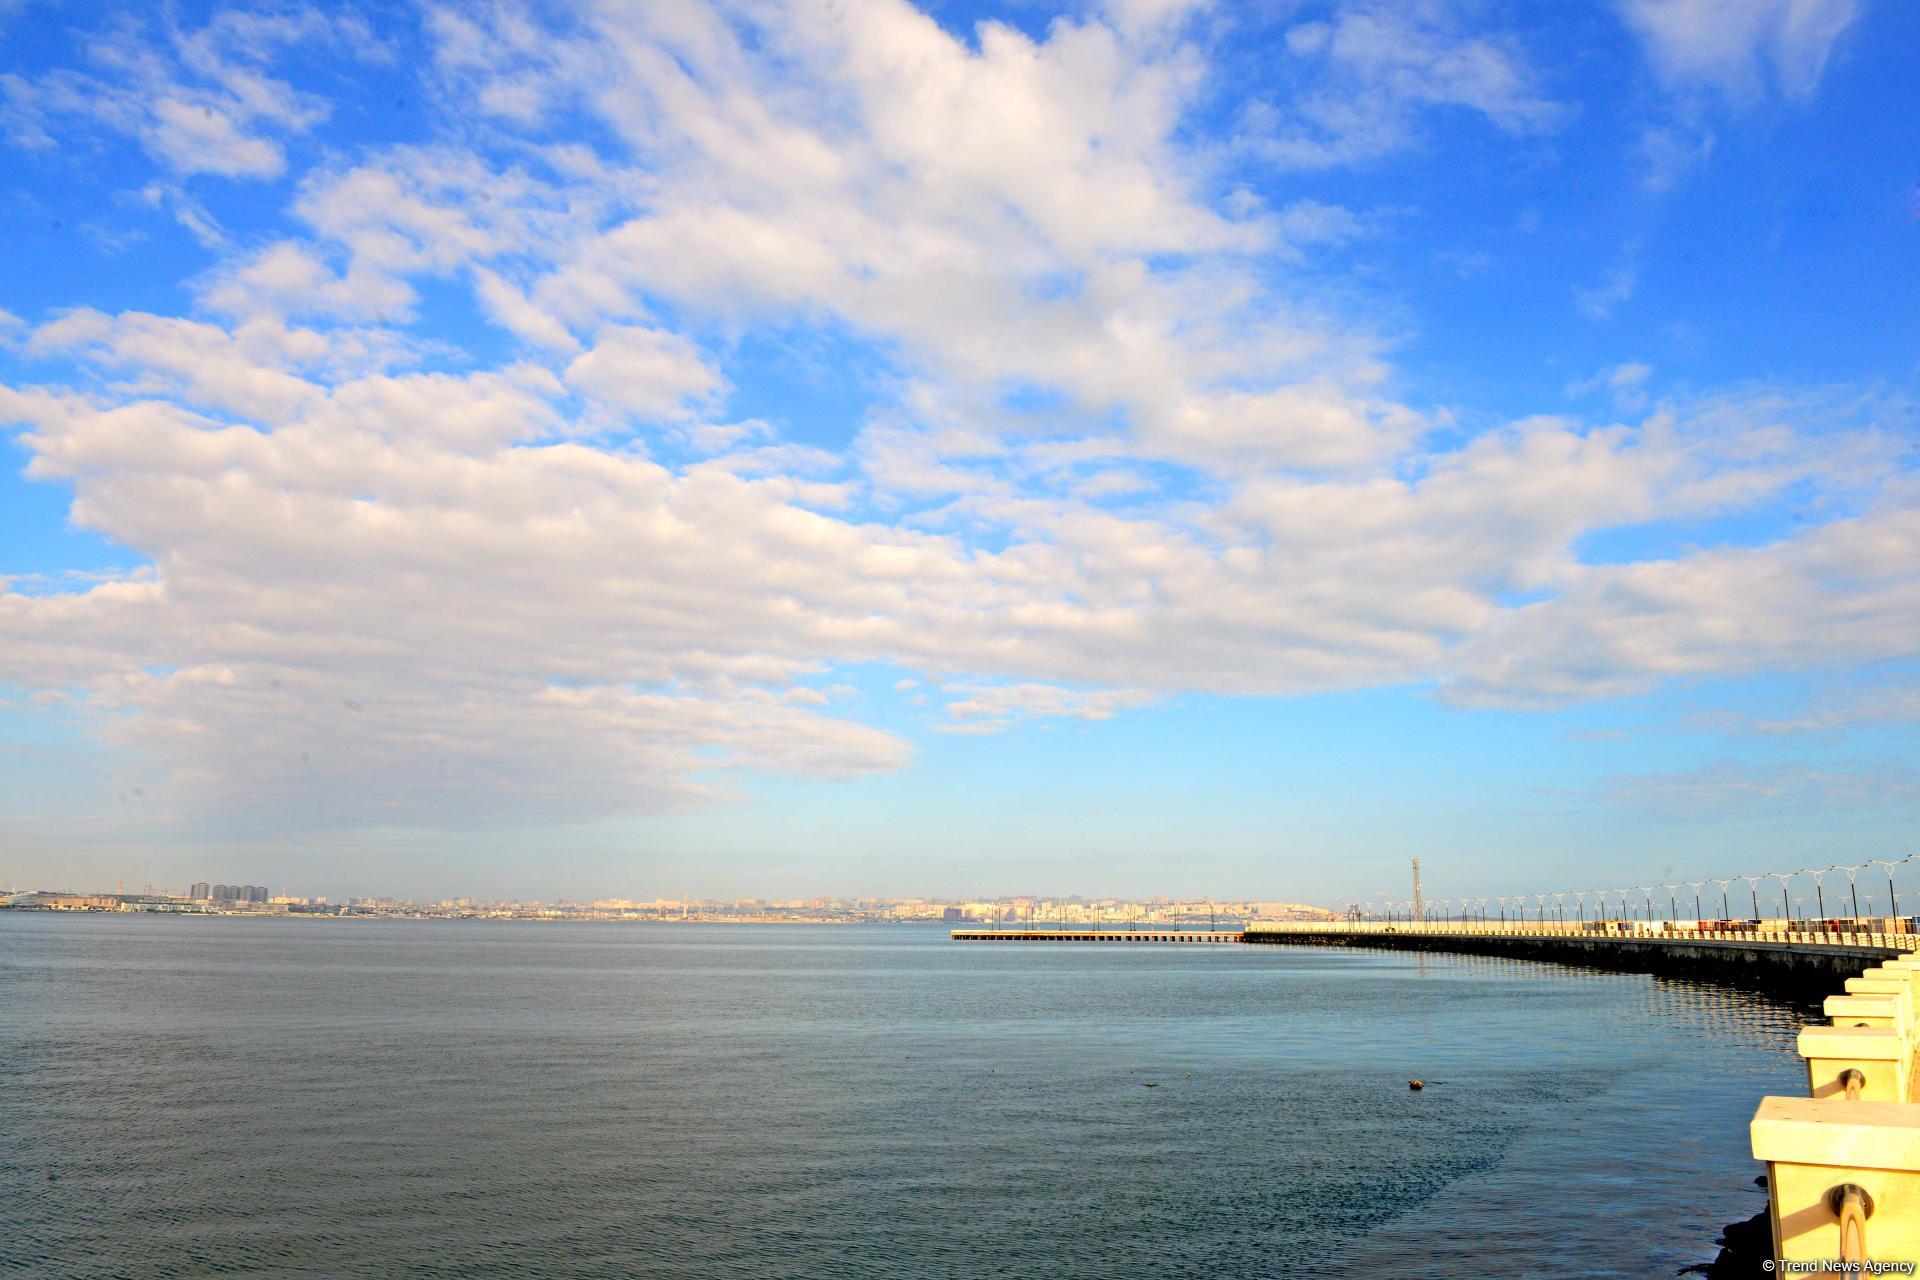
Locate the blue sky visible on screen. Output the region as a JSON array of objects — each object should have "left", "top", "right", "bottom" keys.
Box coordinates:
[{"left": 0, "top": 0, "right": 1916, "bottom": 904}]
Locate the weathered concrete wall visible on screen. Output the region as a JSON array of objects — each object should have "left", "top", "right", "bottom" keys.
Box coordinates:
[{"left": 1241, "top": 928, "right": 1891, "bottom": 1001}]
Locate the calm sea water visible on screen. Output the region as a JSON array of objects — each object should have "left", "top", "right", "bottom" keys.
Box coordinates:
[{"left": 1, "top": 916, "right": 1808, "bottom": 1278}]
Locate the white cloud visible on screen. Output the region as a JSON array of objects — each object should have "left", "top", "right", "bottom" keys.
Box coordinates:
[
  {"left": 0, "top": 382, "right": 920, "bottom": 823},
  {"left": 1618, "top": 0, "right": 1862, "bottom": 100},
  {"left": 940, "top": 682, "right": 1155, "bottom": 733},
  {"left": 1614, "top": 2, "right": 1856, "bottom": 196},
  {"left": 1250, "top": 0, "right": 1563, "bottom": 169},
  {"left": 199, "top": 242, "right": 415, "bottom": 322},
  {"left": 565, "top": 326, "right": 722, "bottom": 420},
  {"left": 0, "top": 7, "right": 352, "bottom": 180},
  {"left": 26, "top": 309, "right": 428, "bottom": 422},
  {"left": 473, "top": 268, "right": 580, "bottom": 354},
  {"left": 148, "top": 96, "right": 285, "bottom": 178},
  {"left": 1568, "top": 361, "right": 1655, "bottom": 412},
  {"left": 1445, "top": 484, "right": 1920, "bottom": 708},
  {"left": 0, "top": 0, "right": 1912, "bottom": 839}
]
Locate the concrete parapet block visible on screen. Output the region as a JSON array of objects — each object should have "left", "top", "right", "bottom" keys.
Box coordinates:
[
  {"left": 1866, "top": 963, "right": 1920, "bottom": 994},
  {"left": 1798, "top": 1026, "right": 1911, "bottom": 1102},
  {"left": 1752, "top": 1096, "right": 1920, "bottom": 1262},
  {"left": 1845, "top": 978, "right": 1916, "bottom": 1032},
  {"left": 1827, "top": 993, "right": 1907, "bottom": 1037}
]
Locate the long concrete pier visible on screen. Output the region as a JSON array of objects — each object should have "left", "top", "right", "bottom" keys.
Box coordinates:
[
  {"left": 952, "top": 929, "right": 1242, "bottom": 944},
  {"left": 1241, "top": 920, "right": 1917, "bottom": 1000},
  {"left": 952, "top": 919, "right": 1920, "bottom": 999}
]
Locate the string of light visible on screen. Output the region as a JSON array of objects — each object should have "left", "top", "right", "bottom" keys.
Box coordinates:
[{"left": 1357, "top": 852, "right": 1919, "bottom": 922}]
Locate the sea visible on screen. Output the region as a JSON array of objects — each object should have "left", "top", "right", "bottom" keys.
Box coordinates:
[{"left": 0, "top": 915, "right": 1810, "bottom": 1278}]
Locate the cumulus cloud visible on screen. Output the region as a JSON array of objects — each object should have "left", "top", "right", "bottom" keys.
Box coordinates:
[
  {"left": 0, "top": 0, "right": 1913, "bottom": 840},
  {"left": 0, "top": 381, "right": 921, "bottom": 823},
  {"left": 1445, "top": 488, "right": 1920, "bottom": 707},
  {"left": 26, "top": 309, "right": 417, "bottom": 421},
  {"left": 565, "top": 326, "right": 722, "bottom": 420},
  {"left": 198, "top": 242, "right": 415, "bottom": 323}
]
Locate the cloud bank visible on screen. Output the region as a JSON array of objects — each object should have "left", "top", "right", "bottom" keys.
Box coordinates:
[{"left": 0, "top": 0, "right": 1909, "bottom": 838}]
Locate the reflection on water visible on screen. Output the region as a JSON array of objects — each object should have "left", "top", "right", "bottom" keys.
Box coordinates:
[
  {"left": 1344, "top": 948, "right": 1809, "bottom": 1278},
  {"left": 0, "top": 917, "right": 1807, "bottom": 1278}
]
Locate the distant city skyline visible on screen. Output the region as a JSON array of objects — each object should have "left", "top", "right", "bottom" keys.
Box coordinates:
[
  {"left": 2, "top": 1, "right": 1916, "bottom": 904},
  {"left": 3, "top": 881, "right": 1341, "bottom": 926}
]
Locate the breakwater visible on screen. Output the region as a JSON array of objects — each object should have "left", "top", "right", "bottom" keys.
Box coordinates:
[
  {"left": 950, "top": 929, "right": 1242, "bottom": 944},
  {"left": 1241, "top": 920, "right": 1914, "bottom": 1001}
]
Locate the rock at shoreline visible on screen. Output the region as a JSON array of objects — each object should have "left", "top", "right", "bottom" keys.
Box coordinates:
[{"left": 1680, "top": 1206, "right": 1770, "bottom": 1277}]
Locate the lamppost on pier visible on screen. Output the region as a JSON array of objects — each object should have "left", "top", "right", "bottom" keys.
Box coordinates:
[
  {"left": 1873, "top": 859, "right": 1904, "bottom": 921},
  {"left": 1870, "top": 860, "right": 1900, "bottom": 919}
]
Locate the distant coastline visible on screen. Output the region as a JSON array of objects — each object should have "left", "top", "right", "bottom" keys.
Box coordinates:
[{"left": 0, "top": 890, "right": 1338, "bottom": 928}]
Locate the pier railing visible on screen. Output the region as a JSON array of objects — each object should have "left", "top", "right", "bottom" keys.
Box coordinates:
[
  {"left": 1751, "top": 947, "right": 1920, "bottom": 1263},
  {"left": 951, "top": 929, "right": 1243, "bottom": 944},
  {"left": 1246, "top": 919, "right": 1920, "bottom": 952}
]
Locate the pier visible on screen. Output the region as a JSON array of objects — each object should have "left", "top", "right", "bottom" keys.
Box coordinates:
[
  {"left": 952, "top": 919, "right": 1920, "bottom": 996},
  {"left": 1239, "top": 919, "right": 1918, "bottom": 999},
  {"left": 951, "top": 929, "right": 1242, "bottom": 944}
]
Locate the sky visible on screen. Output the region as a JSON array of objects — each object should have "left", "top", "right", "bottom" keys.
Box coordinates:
[{"left": 0, "top": 0, "right": 1916, "bottom": 906}]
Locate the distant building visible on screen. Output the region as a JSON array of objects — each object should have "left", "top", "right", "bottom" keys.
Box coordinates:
[
  {"left": 11, "top": 892, "right": 117, "bottom": 910},
  {"left": 199, "top": 883, "right": 270, "bottom": 903},
  {"left": 189, "top": 882, "right": 210, "bottom": 900},
  {"left": 941, "top": 907, "right": 964, "bottom": 923}
]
